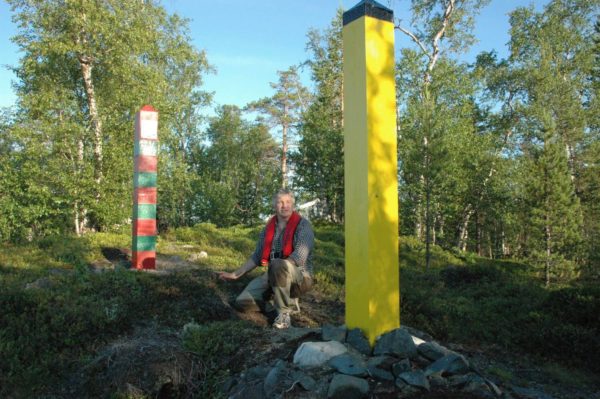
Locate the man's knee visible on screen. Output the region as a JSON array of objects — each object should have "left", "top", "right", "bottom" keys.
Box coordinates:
[
  {"left": 234, "top": 293, "right": 261, "bottom": 312},
  {"left": 269, "top": 259, "right": 294, "bottom": 287},
  {"left": 234, "top": 297, "right": 261, "bottom": 312},
  {"left": 291, "top": 273, "right": 313, "bottom": 298}
]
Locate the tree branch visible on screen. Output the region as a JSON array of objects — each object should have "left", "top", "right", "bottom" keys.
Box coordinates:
[
  {"left": 429, "top": 0, "right": 456, "bottom": 74},
  {"left": 395, "top": 22, "right": 431, "bottom": 61}
]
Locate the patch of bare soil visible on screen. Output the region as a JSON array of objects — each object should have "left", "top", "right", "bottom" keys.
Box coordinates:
[
  {"left": 291, "top": 290, "right": 345, "bottom": 328},
  {"left": 68, "top": 326, "right": 201, "bottom": 398}
]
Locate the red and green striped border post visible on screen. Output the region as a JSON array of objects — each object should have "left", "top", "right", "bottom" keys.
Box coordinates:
[{"left": 132, "top": 105, "right": 158, "bottom": 269}]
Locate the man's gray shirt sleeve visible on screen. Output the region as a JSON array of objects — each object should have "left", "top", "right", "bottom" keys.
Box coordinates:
[
  {"left": 250, "top": 228, "right": 266, "bottom": 266},
  {"left": 288, "top": 218, "right": 314, "bottom": 275}
]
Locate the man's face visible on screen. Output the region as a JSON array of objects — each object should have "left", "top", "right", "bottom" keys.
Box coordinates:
[{"left": 275, "top": 194, "right": 294, "bottom": 220}]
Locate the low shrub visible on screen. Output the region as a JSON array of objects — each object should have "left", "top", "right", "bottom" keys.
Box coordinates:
[{"left": 182, "top": 320, "right": 261, "bottom": 398}]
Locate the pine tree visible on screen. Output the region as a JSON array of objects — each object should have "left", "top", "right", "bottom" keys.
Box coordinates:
[
  {"left": 246, "top": 66, "right": 310, "bottom": 188},
  {"left": 528, "top": 127, "right": 583, "bottom": 285},
  {"left": 293, "top": 10, "right": 344, "bottom": 222}
]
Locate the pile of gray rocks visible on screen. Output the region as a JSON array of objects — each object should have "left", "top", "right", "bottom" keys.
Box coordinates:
[{"left": 225, "top": 324, "right": 505, "bottom": 398}]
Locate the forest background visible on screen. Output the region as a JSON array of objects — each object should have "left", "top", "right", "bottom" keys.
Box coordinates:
[{"left": 1, "top": 0, "right": 598, "bottom": 285}]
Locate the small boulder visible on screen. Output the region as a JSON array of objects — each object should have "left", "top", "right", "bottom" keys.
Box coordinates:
[
  {"left": 322, "top": 324, "right": 347, "bottom": 342},
  {"left": 367, "top": 356, "right": 395, "bottom": 381},
  {"left": 397, "top": 370, "right": 430, "bottom": 391},
  {"left": 425, "top": 353, "right": 471, "bottom": 376},
  {"left": 293, "top": 341, "right": 348, "bottom": 368},
  {"left": 418, "top": 341, "right": 452, "bottom": 361},
  {"left": 373, "top": 327, "right": 418, "bottom": 359},
  {"left": 428, "top": 372, "right": 448, "bottom": 389},
  {"left": 263, "top": 360, "right": 288, "bottom": 397},
  {"left": 463, "top": 374, "right": 494, "bottom": 397},
  {"left": 368, "top": 367, "right": 394, "bottom": 381},
  {"left": 327, "top": 374, "right": 369, "bottom": 399},
  {"left": 188, "top": 251, "right": 208, "bottom": 262},
  {"left": 346, "top": 328, "right": 371, "bottom": 356},
  {"left": 243, "top": 365, "right": 271, "bottom": 382},
  {"left": 291, "top": 369, "right": 317, "bottom": 391},
  {"left": 329, "top": 353, "right": 368, "bottom": 377}
]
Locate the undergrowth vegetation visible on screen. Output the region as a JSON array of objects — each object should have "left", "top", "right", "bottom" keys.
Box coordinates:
[{"left": 0, "top": 223, "right": 598, "bottom": 397}]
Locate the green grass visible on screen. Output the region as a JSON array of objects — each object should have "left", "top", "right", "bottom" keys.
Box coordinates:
[{"left": 0, "top": 223, "right": 598, "bottom": 397}]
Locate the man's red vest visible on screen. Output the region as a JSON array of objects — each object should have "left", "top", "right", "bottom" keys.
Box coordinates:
[{"left": 260, "top": 211, "right": 302, "bottom": 266}]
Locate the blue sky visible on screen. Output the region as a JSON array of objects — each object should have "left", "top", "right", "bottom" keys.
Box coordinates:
[{"left": 0, "top": 0, "right": 546, "bottom": 111}]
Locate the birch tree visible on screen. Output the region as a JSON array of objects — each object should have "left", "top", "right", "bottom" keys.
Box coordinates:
[
  {"left": 395, "top": 0, "right": 490, "bottom": 267},
  {"left": 5, "top": 0, "right": 211, "bottom": 237}
]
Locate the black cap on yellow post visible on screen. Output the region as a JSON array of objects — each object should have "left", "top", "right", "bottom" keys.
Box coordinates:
[{"left": 343, "top": 0, "right": 393, "bottom": 25}]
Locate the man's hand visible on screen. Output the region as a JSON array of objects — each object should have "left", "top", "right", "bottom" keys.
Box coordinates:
[{"left": 217, "top": 271, "right": 238, "bottom": 281}]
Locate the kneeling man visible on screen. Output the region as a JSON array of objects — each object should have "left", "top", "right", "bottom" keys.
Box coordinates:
[{"left": 217, "top": 189, "right": 314, "bottom": 329}]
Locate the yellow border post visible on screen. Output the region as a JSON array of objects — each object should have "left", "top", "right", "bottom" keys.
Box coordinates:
[{"left": 343, "top": 0, "right": 399, "bottom": 345}]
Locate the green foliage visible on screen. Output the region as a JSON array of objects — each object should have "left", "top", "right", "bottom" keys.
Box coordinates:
[
  {"left": 293, "top": 10, "right": 344, "bottom": 222},
  {"left": 400, "top": 256, "right": 600, "bottom": 372},
  {"left": 0, "top": 269, "right": 143, "bottom": 393},
  {"left": 36, "top": 234, "right": 91, "bottom": 269},
  {"left": 3, "top": 0, "right": 211, "bottom": 237},
  {"left": 182, "top": 320, "right": 259, "bottom": 359},
  {"left": 189, "top": 106, "right": 281, "bottom": 227},
  {"left": 505, "top": 0, "right": 596, "bottom": 280},
  {"left": 246, "top": 66, "right": 310, "bottom": 187}
]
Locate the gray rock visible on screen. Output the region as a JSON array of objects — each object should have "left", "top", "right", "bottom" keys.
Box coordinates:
[
  {"left": 463, "top": 376, "right": 496, "bottom": 399},
  {"left": 425, "top": 353, "right": 471, "bottom": 376},
  {"left": 403, "top": 325, "right": 434, "bottom": 341},
  {"left": 263, "top": 361, "right": 287, "bottom": 397},
  {"left": 448, "top": 373, "right": 476, "bottom": 388},
  {"left": 397, "top": 370, "right": 430, "bottom": 391},
  {"left": 418, "top": 341, "right": 452, "bottom": 361},
  {"left": 291, "top": 369, "right": 317, "bottom": 391},
  {"left": 395, "top": 378, "right": 408, "bottom": 390},
  {"left": 392, "top": 358, "right": 412, "bottom": 376},
  {"left": 373, "top": 327, "right": 418, "bottom": 359},
  {"left": 366, "top": 355, "right": 395, "bottom": 370},
  {"left": 346, "top": 328, "right": 371, "bottom": 356},
  {"left": 367, "top": 356, "right": 395, "bottom": 381},
  {"left": 322, "top": 324, "right": 347, "bottom": 342},
  {"left": 293, "top": 341, "right": 348, "bottom": 368},
  {"left": 327, "top": 374, "right": 369, "bottom": 399},
  {"left": 368, "top": 366, "right": 394, "bottom": 381},
  {"left": 412, "top": 354, "right": 433, "bottom": 368},
  {"left": 329, "top": 353, "right": 368, "bottom": 377},
  {"left": 243, "top": 365, "right": 271, "bottom": 382},
  {"left": 428, "top": 372, "right": 448, "bottom": 389},
  {"left": 395, "top": 378, "right": 421, "bottom": 396}
]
